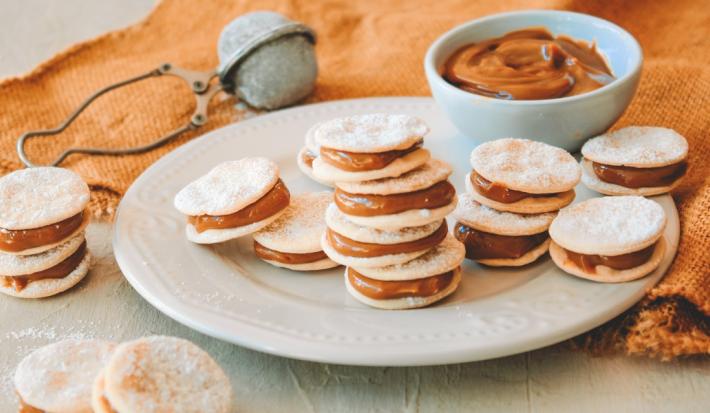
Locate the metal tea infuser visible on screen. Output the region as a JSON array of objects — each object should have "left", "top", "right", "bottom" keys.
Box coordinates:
[{"left": 17, "top": 11, "right": 317, "bottom": 167}]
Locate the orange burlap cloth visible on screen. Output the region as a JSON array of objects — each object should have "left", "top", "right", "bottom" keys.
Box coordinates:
[{"left": 0, "top": 0, "right": 707, "bottom": 359}]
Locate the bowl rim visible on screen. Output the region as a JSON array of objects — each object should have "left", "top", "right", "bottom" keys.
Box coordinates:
[{"left": 424, "top": 9, "right": 643, "bottom": 106}]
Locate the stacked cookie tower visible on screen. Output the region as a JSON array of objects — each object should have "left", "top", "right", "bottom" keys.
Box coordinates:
[
  {"left": 312, "top": 114, "right": 464, "bottom": 309},
  {"left": 454, "top": 138, "right": 581, "bottom": 267},
  {"left": 0, "top": 167, "right": 92, "bottom": 299}
]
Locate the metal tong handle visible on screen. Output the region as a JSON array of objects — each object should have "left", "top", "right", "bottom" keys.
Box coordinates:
[{"left": 17, "top": 63, "right": 223, "bottom": 167}]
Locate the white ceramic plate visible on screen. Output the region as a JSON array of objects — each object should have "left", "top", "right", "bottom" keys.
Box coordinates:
[{"left": 114, "top": 97, "right": 679, "bottom": 366}]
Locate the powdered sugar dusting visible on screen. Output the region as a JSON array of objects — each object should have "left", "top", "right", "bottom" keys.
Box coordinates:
[
  {"left": 582, "top": 126, "right": 689, "bottom": 167},
  {"left": 174, "top": 158, "right": 279, "bottom": 216},
  {"left": 336, "top": 159, "right": 452, "bottom": 195},
  {"left": 453, "top": 193, "right": 555, "bottom": 236},
  {"left": 315, "top": 114, "right": 429, "bottom": 152},
  {"left": 549, "top": 196, "right": 666, "bottom": 255},
  {"left": 470, "top": 138, "right": 580, "bottom": 193}
]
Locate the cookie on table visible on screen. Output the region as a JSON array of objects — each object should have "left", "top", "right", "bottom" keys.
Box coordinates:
[
  {"left": 549, "top": 196, "right": 667, "bottom": 283},
  {"left": 311, "top": 113, "right": 431, "bottom": 183},
  {"left": 14, "top": 339, "right": 115, "bottom": 413},
  {"left": 0, "top": 167, "right": 90, "bottom": 256},
  {"left": 297, "top": 122, "right": 334, "bottom": 187},
  {"left": 466, "top": 138, "right": 580, "bottom": 214},
  {"left": 452, "top": 193, "right": 555, "bottom": 267},
  {"left": 174, "top": 158, "right": 291, "bottom": 244},
  {"left": 581, "top": 126, "right": 689, "bottom": 196},
  {"left": 345, "top": 234, "right": 465, "bottom": 310},
  {"left": 92, "top": 336, "right": 232, "bottom": 413},
  {"left": 332, "top": 159, "right": 457, "bottom": 230},
  {"left": 253, "top": 191, "right": 339, "bottom": 271},
  {"left": 322, "top": 202, "right": 447, "bottom": 267}
]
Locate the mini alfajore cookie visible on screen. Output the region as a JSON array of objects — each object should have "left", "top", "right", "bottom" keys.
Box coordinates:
[
  {"left": 332, "top": 159, "right": 457, "bottom": 229},
  {"left": 297, "top": 122, "right": 334, "bottom": 187},
  {"left": 253, "top": 191, "right": 339, "bottom": 271},
  {"left": 174, "top": 158, "right": 291, "bottom": 244},
  {"left": 581, "top": 126, "right": 689, "bottom": 196},
  {"left": 452, "top": 193, "right": 555, "bottom": 267},
  {"left": 15, "top": 339, "right": 116, "bottom": 413},
  {"left": 0, "top": 167, "right": 90, "bottom": 256},
  {"left": 345, "top": 234, "right": 465, "bottom": 310},
  {"left": 467, "top": 138, "right": 581, "bottom": 214},
  {"left": 311, "top": 113, "right": 431, "bottom": 183},
  {"left": 92, "top": 336, "right": 232, "bottom": 413},
  {"left": 549, "top": 196, "right": 667, "bottom": 283}
]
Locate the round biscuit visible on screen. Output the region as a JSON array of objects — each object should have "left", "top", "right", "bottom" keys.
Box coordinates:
[
  {"left": 470, "top": 138, "right": 580, "bottom": 193},
  {"left": 352, "top": 234, "right": 465, "bottom": 281},
  {"left": 259, "top": 257, "right": 340, "bottom": 271},
  {"left": 321, "top": 232, "right": 431, "bottom": 268},
  {"left": 581, "top": 126, "right": 688, "bottom": 167},
  {"left": 580, "top": 158, "right": 683, "bottom": 196},
  {"left": 345, "top": 267, "right": 461, "bottom": 310},
  {"left": 0, "top": 232, "right": 85, "bottom": 275},
  {"left": 475, "top": 238, "right": 551, "bottom": 267},
  {"left": 185, "top": 208, "right": 286, "bottom": 244},
  {"left": 312, "top": 148, "right": 430, "bottom": 183},
  {"left": 549, "top": 238, "right": 666, "bottom": 283},
  {"left": 305, "top": 122, "right": 323, "bottom": 154},
  {"left": 315, "top": 113, "right": 428, "bottom": 153},
  {"left": 453, "top": 193, "right": 555, "bottom": 236},
  {"left": 0, "top": 167, "right": 90, "bottom": 230},
  {"left": 549, "top": 196, "right": 666, "bottom": 255},
  {"left": 14, "top": 338, "right": 115, "bottom": 413},
  {"left": 103, "top": 336, "right": 232, "bottom": 413},
  {"left": 254, "top": 191, "right": 331, "bottom": 254},
  {"left": 339, "top": 195, "right": 456, "bottom": 230},
  {"left": 174, "top": 158, "right": 280, "bottom": 216},
  {"left": 0, "top": 252, "right": 90, "bottom": 299},
  {"left": 335, "top": 159, "right": 452, "bottom": 195},
  {"left": 297, "top": 147, "right": 334, "bottom": 187},
  {"left": 465, "top": 175, "right": 574, "bottom": 214}
]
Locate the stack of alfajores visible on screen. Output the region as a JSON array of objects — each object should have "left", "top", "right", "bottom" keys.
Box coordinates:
[{"left": 312, "top": 114, "right": 465, "bottom": 309}]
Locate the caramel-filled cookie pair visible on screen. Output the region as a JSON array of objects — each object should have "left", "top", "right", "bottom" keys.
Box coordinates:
[{"left": 304, "top": 114, "right": 464, "bottom": 309}]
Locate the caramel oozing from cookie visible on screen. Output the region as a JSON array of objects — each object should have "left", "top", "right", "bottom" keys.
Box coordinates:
[
  {"left": 334, "top": 180, "right": 455, "bottom": 217},
  {"left": 253, "top": 241, "right": 328, "bottom": 265},
  {"left": 326, "top": 221, "right": 447, "bottom": 258},
  {"left": 0, "top": 212, "right": 84, "bottom": 253},
  {"left": 454, "top": 223, "right": 548, "bottom": 260},
  {"left": 348, "top": 267, "right": 455, "bottom": 300},
  {"left": 563, "top": 242, "right": 657, "bottom": 274},
  {"left": 1, "top": 241, "right": 87, "bottom": 292},
  {"left": 320, "top": 141, "right": 422, "bottom": 172},
  {"left": 592, "top": 161, "right": 687, "bottom": 188},
  {"left": 470, "top": 171, "right": 560, "bottom": 204},
  {"left": 189, "top": 180, "right": 290, "bottom": 233}
]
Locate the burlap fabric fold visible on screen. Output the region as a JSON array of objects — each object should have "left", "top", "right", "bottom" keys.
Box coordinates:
[{"left": 0, "top": 0, "right": 706, "bottom": 359}]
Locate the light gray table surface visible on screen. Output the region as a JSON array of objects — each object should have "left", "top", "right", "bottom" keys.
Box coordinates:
[{"left": 0, "top": 1, "right": 708, "bottom": 412}]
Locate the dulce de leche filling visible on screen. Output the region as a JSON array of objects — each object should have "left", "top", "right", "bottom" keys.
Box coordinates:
[
  {"left": 189, "top": 180, "right": 290, "bottom": 233},
  {"left": 320, "top": 141, "right": 422, "bottom": 172},
  {"left": 470, "top": 171, "right": 559, "bottom": 204},
  {"left": 348, "top": 267, "right": 455, "bottom": 300},
  {"left": 253, "top": 241, "right": 328, "bottom": 264},
  {"left": 326, "top": 221, "right": 448, "bottom": 258},
  {"left": 334, "top": 180, "right": 455, "bottom": 217},
  {"left": 301, "top": 150, "right": 317, "bottom": 168},
  {"left": 592, "top": 161, "right": 687, "bottom": 188},
  {"left": 2, "top": 241, "right": 87, "bottom": 292},
  {"left": 0, "top": 212, "right": 84, "bottom": 253},
  {"left": 454, "top": 223, "right": 548, "bottom": 260},
  {"left": 564, "top": 242, "right": 657, "bottom": 274}
]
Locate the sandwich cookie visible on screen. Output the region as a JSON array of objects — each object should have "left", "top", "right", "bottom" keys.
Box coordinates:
[
  {"left": 333, "top": 159, "right": 457, "bottom": 229},
  {"left": 174, "top": 158, "right": 291, "bottom": 244},
  {"left": 14, "top": 339, "right": 116, "bottom": 413},
  {"left": 467, "top": 138, "right": 580, "bottom": 214},
  {"left": 311, "top": 113, "right": 431, "bottom": 183},
  {"left": 452, "top": 193, "right": 555, "bottom": 267},
  {"left": 581, "top": 126, "right": 689, "bottom": 196},
  {"left": 0, "top": 232, "right": 91, "bottom": 298},
  {"left": 345, "top": 235, "right": 465, "bottom": 310},
  {"left": 297, "top": 122, "right": 334, "bottom": 187},
  {"left": 92, "top": 336, "right": 232, "bottom": 413},
  {"left": 253, "top": 191, "right": 338, "bottom": 271},
  {"left": 549, "top": 196, "right": 667, "bottom": 282},
  {"left": 0, "top": 167, "right": 90, "bottom": 256},
  {"left": 323, "top": 202, "right": 447, "bottom": 267}
]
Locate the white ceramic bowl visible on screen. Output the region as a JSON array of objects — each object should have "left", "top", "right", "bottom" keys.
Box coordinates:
[{"left": 424, "top": 10, "right": 642, "bottom": 151}]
